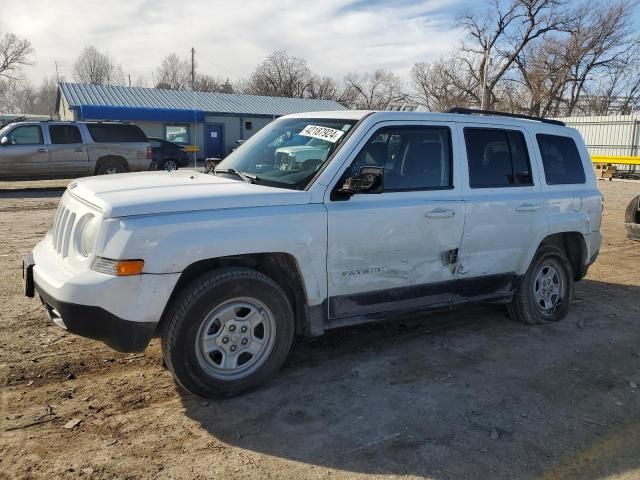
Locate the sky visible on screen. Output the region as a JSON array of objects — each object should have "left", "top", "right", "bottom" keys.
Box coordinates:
[{"left": 0, "top": 0, "right": 468, "bottom": 86}]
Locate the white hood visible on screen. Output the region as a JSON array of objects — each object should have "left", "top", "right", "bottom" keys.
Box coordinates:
[{"left": 68, "top": 170, "right": 312, "bottom": 218}]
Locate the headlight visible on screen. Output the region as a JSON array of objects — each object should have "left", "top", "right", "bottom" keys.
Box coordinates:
[{"left": 76, "top": 214, "right": 99, "bottom": 257}]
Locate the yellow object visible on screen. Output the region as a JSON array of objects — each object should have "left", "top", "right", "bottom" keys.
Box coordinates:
[
  {"left": 184, "top": 145, "right": 200, "bottom": 153},
  {"left": 591, "top": 155, "right": 640, "bottom": 165},
  {"left": 115, "top": 260, "right": 145, "bottom": 276}
]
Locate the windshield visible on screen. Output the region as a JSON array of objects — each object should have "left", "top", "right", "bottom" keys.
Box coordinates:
[{"left": 215, "top": 117, "right": 356, "bottom": 190}]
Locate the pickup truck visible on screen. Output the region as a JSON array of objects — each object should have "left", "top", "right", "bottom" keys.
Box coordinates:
[{"left": 0, "top": 120, "right": 151, "bottom": 178}]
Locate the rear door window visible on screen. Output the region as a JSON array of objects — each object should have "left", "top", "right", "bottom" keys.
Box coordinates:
[
  {"left": 464, "top": 128, "right": 533, "bottom": 188},
  {"left": 536, "top": 134, "right": 586, "bottom": 185},
  {"left": 49, "top": 125, "right": 82, "bottom": 144},
  {"left": 86, "top": 124, "right": 147, "bottom": 143}
]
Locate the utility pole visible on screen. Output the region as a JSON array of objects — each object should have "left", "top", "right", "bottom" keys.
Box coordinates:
[
  {"left": 191, "top": 47, "right": 195, "bottom": 90},
  {"left": 480, "top": 47, "right": 490, "bottom": 110},
  {"left": 128, "top": 74, "right": 131, "bottom": 87},
  {"left": 54, "top": 61, "right": 63, "bottom": 119}
]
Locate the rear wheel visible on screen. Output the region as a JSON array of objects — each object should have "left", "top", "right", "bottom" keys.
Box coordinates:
[
  {"left": 507, "top": 245, "right": 574, "bottom": 324},
  {"left": 96, "top": 159, "right": 127, "bottom": 175},
  {"left": 162, "top": 268, "right": 294, "bottom": 398},
  {"left": 161, "top": 159, "right": 178, "bottom": 171}
]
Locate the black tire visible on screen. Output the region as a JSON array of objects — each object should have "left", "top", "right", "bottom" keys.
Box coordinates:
[
  {"left": 96, "top": 158, "right": 127, "bottom": 175},
  {"left": 160, "top": 158, "right": 179, "bottom": 171},
  {"left": 507, "top": 244, "right": 574, "bottom": 325},
  {"left": 625, "top": 195, "right": 640, "bottom": 224},
  {"left": 161, "top": 268, "right": 294, "bottom": 398}
]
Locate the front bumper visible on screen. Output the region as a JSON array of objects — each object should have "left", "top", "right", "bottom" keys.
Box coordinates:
[
  {"left": 27, "top": 237, "right": 180, "bottom": 352},
  {"left": 37, "top": 285, "right": 156, "bottom": 352}
]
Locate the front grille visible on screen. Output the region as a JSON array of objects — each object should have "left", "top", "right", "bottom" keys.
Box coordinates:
[
  {"left": 52, "top": 204, "right": 76, "bottom": 258},
  {"left": 276, "top": 152, "right": 289, "bottom": 167}
]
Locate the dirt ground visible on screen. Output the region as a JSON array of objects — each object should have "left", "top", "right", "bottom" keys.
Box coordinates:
[{"left": 1, "top": 180, "right": 639, "bottom": 480}]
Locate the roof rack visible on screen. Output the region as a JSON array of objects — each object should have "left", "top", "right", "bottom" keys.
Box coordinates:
[
  {"left": 0, "top": 116, "right": 28, "bottom": 129},
  {"left": 88, "top": 119, "right": 131, "bottom": 124},
  {"left": 447, "top": 107, "right": 565, "bottom": 126}
]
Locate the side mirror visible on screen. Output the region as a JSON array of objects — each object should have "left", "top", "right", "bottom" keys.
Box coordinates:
[
  {"left": 0, "top": 137, "right": 9, "bottom": 145},
  {"left": 339, "top": 166, "right": 384, "bottom": 196}
]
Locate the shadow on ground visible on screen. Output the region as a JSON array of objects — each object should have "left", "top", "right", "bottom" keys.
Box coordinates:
[
  {"left": 181, "top": 279, "right": 640, "bottom": 479},
  {"left": 0, "top": 189, "right": 64, "bottom": 199}
]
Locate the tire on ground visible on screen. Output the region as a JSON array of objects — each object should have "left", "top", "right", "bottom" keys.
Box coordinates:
[
  {"left": 95, "top": 157, "right": 128, "bottom": 175},
  {"left": 160, "top": 158, "right": 179, "bottom": 171},
  {"left": 625, "top": 195, "right": 640, "bottom": 224},
  {"left": 507, "top": 244, "right": 574, "bottom": 325},
  {"left": 161, "top": 268, "right": 295, "bottom": 398}
]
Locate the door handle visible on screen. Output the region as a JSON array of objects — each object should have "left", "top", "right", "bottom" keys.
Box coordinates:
[
  {"left": 74, "top": 147, "right": 84, "bottom": 152},
  {"left": 425, "top": 208, "right": 456, "bottom": 218},
  {"left": 37, "top": 148, "right": 47, "bottom": 153},
  {"left": 516, "top": 203, "right": 540, "bottom": 212}
]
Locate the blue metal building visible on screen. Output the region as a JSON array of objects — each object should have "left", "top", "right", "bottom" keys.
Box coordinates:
[{"left": 56, "top": 82, "right": 347, "bottom": 158}]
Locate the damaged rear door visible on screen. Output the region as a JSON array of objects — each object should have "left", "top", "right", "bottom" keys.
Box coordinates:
[
  {"left": 324, "top": 121, "right": 465, "bottom": 321},
  {"left": 456, "top": 124, "right": 546, "bottom": 299}
]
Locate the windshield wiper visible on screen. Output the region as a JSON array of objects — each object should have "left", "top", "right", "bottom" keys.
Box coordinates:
[{"left": 214, "top": 168, "right": 258, "bottom": 184}]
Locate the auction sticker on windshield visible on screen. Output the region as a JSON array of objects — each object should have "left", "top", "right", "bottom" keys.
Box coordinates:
[{"left": 299, "top": 125, "right": 345, "bottom": 143}]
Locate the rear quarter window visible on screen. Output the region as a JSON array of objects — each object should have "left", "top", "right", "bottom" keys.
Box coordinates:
[
  {"left": 536, "top": 134, "right": 586, "bottom": 185},
  {"left": 86, "top": 124, "right": 147, "bottom": 143}
]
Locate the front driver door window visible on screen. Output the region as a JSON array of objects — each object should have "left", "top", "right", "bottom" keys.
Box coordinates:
[
  {"left": 9, "top": 125, "right": 44, "bottom": 145},
  {"left": 0, "top": 125, "right": 48, "bottom": 178}
]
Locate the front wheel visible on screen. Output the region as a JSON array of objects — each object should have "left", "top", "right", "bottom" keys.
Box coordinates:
[
  {"left": 162, "top": 268, "right": 294, "bottom": 398},
  {"left": 507, "top": 245, "right": 574, "bottom": 325}
]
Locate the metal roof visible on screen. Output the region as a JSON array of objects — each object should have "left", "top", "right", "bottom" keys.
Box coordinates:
[{"left": 59, "top": 82, "right": 347, "bottom": 117}]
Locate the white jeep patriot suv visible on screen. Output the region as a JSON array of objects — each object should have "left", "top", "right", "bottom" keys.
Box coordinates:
[{"left": 24, "top": 108, "right": 602, "bottom": 398}]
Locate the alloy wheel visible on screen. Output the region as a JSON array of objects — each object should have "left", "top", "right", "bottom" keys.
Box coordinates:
[{"left": 195, "top": 297, "right": 277, "bottom": 380}]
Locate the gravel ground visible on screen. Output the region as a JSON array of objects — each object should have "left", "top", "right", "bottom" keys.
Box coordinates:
[{"left": 1, "top": 180, "right": 639, "bottom": 480}]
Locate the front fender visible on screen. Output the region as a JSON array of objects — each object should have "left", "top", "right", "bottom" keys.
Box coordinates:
[{"left": 99, "top": 205, "right": 328, "bottom": 305}]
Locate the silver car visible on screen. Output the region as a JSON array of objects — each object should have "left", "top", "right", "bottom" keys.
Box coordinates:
[{"left": 0, "top": 120, "right": 151, "bottom": 179}]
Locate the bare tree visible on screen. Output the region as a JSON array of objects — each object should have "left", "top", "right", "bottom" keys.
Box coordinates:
[
  {"left": 512, "top": 35, "right": 573, "bottom": 115},
  {"left": 411, "top": 59, "right": 476, "bottom": 111},
  {"left": 507, "top": 0, "right": 640, "bottom": 116},
  {"left": 193, "top": 74, "right": 234, "bottom": 93},
  {"left": 579, "top": 41, "right": 640, "bottom": 115},
  {"left": 343, "top": 70, "right": 404, "bottom": 110},
  {"left": 155, "top": 53, "right": 191, "bottom": 90},
  {"left": 0, "top": 76, "right": 58, "bottom": 116},
  {"left": 0, "top": 79, "right": 37, "bottom": 113},
  {"left": 307, "top": 76, "right": 342, "bottom": 101},
  {"left": 218, "top": 79, "right": 234, "bottom": 94},
  {"left": 246, "top": 51, "right": 314, "bottom": 98},
  {"left": 609, "top": 43, "right": 640, "bottom": 114},
  {"left": 561, "top": 0, "right": 638, "bottom": 115},
  {"left": 73, "top": 46, "right": 124, "bottom": 85},
  {"left": 457, "top": 0, "right": 567, "bottom": 109},
  {"left": 33, "top": 76, "right": 58, "bottom": 116},
  {"left": 0, "top": 33, "right": 33, "bottom": 81}
]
